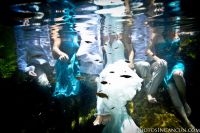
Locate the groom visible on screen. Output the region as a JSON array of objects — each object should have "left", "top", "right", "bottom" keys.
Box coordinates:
[{"left": 15, "top": 20, "right": 55, "bottom": 87}]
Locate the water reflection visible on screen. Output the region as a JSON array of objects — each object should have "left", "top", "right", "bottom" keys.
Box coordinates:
[
  {"left": 52, "top": 29, "right": 81, "bottom": 97},
  {"left": 50, "top": 1, "right": 81, "bottom": 97},
  {"left": 15, "top": 19, "right": 55, "bottom": 87},
  {"left": 9, "top": 0, "right": 200, "bottom": 132},
  {"left": 74, "top": 3, "right": 104, "bottom": 99}
]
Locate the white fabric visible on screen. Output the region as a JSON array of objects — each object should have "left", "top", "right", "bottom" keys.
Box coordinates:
[
  {"left": 96, "top": 60, "right": 143, "bottom": 133},
  {"left": 104, "top": 39, "right": 125, "bottom": 66},
  {"left": 76, "top": 40, "right": 103, "bottom": 75}
]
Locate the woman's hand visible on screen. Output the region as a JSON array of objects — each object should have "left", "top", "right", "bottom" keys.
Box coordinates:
[
  {"left": 59, "top": 52, "right": 69, "bottom": 60},
  {"left": 128, "top": 62, "right": 134, "bottom": 69}
]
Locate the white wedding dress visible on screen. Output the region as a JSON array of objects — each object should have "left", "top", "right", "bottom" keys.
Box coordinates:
[{"left": 95, "top": 39, "right": 143, "bottom": 133}]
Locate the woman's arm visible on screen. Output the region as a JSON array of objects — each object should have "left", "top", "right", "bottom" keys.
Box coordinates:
[
  {"left": 52, "top": 36, "right": 69, "bottom": 60},
  {"left": 146, "top": 48, "right": 160, "bottom": 61}
]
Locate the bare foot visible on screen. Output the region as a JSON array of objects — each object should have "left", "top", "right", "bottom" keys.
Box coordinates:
[
  {"left": 147, "top": 95, "right": 157, "bottom": 103},
  {"left": 184, "top": 118, "right": 196, "bottom": 131},
  {"left": 93, "top": 115, "right": 111, "bottom": 126},
  {"left": 186, "top": 122, "right": 196, "bottom": 132},
  {"left": 93, "top": 115, "right": 102, "bottom": 126}
]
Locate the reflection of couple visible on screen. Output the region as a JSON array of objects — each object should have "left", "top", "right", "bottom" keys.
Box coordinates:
[
  {"left": 15, "top": 24, "right": 55, "bottom": 87},
  {"left": 93, "top": 33, "right": 143, "bottom": 133},
  {"left": 15, "top": 22, "right": 81, "bottom": 97}
]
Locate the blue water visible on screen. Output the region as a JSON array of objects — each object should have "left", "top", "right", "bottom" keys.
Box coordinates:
[{"left": 1, "top": 0, "right": 200, "bottom": 132}]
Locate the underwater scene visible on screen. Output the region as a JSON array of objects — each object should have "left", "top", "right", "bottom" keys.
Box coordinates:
[{"left": 1, "top": 0, "right": 200, "bottom": 133}]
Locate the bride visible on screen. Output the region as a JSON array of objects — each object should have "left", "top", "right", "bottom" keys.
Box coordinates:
[{"left": 93, "top": 34, "right": 143, "bottom": 133}]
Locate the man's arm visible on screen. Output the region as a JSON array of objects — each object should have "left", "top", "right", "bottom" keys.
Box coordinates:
[
  {"left": 17, "top": 41, "right": 37, "bottom": 76},
  {"left": 146, "top": 29, "right": 161, "bottom": 62}
]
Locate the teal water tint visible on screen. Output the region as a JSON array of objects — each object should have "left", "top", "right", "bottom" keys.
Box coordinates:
[
  {"left": 155, "top": 37, "right": 185, "bottom": 84},
  {"left": 51, "top": 3, "right": 81, "bottom": 97},
  {"left": 1, "top": 0, "right": 200, "bottom": 132},
  {"left": 53, "top": 52, "right": 81, "bottom": 97}
]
